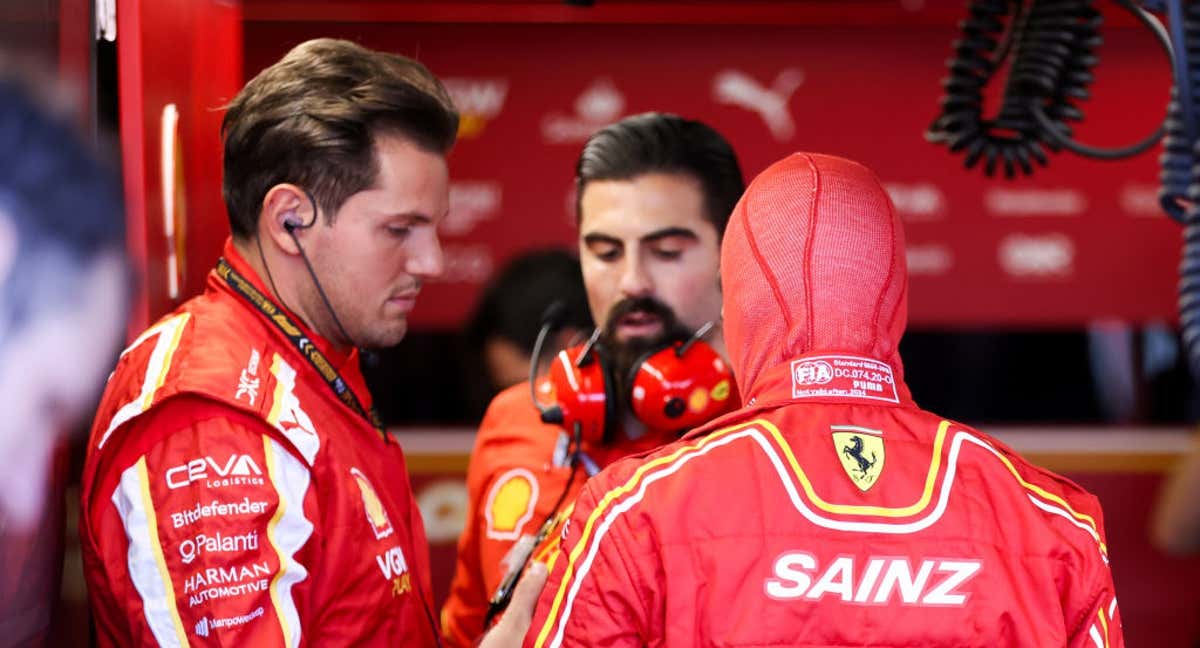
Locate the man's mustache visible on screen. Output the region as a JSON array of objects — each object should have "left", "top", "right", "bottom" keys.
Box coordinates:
[{"left": 603, "top": 296, "right": 678, "bottom": 333}]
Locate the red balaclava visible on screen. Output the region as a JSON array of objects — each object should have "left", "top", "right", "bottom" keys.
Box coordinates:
[{"left": 720, "top": 152, "right": 909, "bottom": 404}]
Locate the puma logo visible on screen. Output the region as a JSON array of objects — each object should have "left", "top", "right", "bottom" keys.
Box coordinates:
[{"left": 713, "top": 68, "right": 804, "bottom": 140}]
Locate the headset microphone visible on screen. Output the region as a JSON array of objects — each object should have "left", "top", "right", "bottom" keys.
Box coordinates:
[{"left": 529, "top": 301, "right": 568, "bottom": 425}]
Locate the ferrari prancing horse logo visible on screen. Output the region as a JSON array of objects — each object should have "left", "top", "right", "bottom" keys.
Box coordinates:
[{"left": 831, "top": 425, "right": 884, "bottom": 491}]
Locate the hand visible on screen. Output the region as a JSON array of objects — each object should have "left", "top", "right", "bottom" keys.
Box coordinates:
[{"left": 478, "top": 561, "right": 549, "bottom": 648}]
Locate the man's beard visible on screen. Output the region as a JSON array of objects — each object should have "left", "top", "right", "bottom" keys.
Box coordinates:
[{"left": 598, "top": 296, "right": 692, "bottom": 422}]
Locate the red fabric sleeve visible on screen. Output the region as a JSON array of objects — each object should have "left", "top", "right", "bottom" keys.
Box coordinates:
[
  {"left": 1064, "top": 498, "right": 1124, "bottom": 648},
  {"left": 525, "top": 477, "right": 653, "bottom": 648},
  {"left": 85, "top": 397, "right": 315, "bottom": 647}
]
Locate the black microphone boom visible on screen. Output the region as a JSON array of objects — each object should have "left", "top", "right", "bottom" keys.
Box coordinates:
[
  {"left": 539, "top": 300, "right": 568, "bottom": 329},
  {"left": 530, "top": 301, "right": 567, "bottom": 425}
]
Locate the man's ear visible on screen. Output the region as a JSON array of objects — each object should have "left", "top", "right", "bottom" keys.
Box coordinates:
[{"left": 259, "top": 184, "right": 312, "bottom": 256}]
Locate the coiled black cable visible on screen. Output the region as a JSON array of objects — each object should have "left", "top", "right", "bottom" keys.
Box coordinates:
[
  {"left": 1169, "top": 2, "right": 1200, "bottom": 379},
  {"left": 929, "top": 0, "right": 1170, "bottom": 178},
  {"left": 1161, "top": 0, "right": 1199, "bottom": 223}
]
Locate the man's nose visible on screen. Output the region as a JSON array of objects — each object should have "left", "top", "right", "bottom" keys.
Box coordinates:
[
  {"left": 408, "top": 232, "right": 444, "bottom": 279},
  {"left": 618, "top": 256, "right": 652, "bottom": 297}
]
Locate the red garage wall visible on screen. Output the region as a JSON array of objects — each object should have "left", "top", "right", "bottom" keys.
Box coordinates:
[
  {"left": 243, "top": 3, "right": 1176, "bottom": 331},
  {"left": 119, "top": 0, "right": 242, "bottom": 335}
]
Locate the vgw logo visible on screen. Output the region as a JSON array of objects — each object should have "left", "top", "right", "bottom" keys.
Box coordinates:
[
  {"left": 377, "top": 546, "right": 412, "bottom": 597},
  {"left": 165, "top": 454, "right": 263, "bottom": 490}
]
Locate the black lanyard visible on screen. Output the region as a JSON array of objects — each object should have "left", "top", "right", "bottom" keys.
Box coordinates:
[{"left": 217, "top": 258, "right": 385, "bottom": 435}]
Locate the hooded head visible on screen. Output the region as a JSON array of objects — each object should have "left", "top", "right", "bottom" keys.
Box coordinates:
[{"left": 720, "top": 152, "right": 908, "bottom": 403}]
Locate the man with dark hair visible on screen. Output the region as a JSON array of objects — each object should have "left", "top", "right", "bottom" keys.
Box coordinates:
[
  {"left": 80, "top": 39, "right": 457, "bottom": 646},
  {"left": 0, "top": 72, "right": 127, "bottom": 646},
  {"left": 442, "top": 112, "right": 744, "bottom": 646},
  {"left": 528, "top": 153, "right": 1123, "bottom": 647}
]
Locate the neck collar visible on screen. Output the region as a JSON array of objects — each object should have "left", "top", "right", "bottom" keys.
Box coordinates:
[{"left": 216, "top": 238, "right": 359, "bottom": 371}]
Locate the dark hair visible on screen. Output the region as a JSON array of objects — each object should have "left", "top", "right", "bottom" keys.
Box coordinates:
[
  {"left": 575, "top": 112, "right": 744, "bottom": 235},
  {"left": 0, "top": 76, "right": 126, "bottom": 329},
  {"left": 465, "top": 249, "right": 592, "bottom": 354},
  {"left": 222, "top": 38, "right": 459, "bottom": 239}
]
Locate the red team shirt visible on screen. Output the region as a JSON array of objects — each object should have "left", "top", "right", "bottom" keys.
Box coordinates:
[
  {"left": 528, "top": 153, "right": 1124, "bottom": 648},
  {"left": 80, "top": 240, "right": 439, "bottom": 647},
  {"left": 441, "top": 382, "right": 680, "bottom": 647}
]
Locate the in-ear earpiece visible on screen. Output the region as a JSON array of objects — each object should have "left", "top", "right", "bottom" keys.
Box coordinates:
[{"left": 283, "top": 216, "right": 300, "bottom": 232}]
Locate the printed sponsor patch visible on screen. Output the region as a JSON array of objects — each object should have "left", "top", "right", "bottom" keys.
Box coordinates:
[
  {"left": 791, "top": 355, "right": 899, "bottom": 404},
  {"left": 195, "top": 606, "right": 265, "bottom": 637},
  {"left": 831, "top": 425, "right": 885, "bottom": 492},
  {"left": 235, "top": 349, "right": 261, "bottom": 405},
  {"left": 169, "top": 497, "right": 270, "bottom": 530},
  {"left": 164, "top": 454, "right": 264, "bottom": 491},
  {"left": 485, "top": 468, "right": 539, "bottom": 541},
  {"left": 351, "top": 467, "right": 394, "bottom": 540},
  {"left": 183, "top": 560, "right": 272, "bottom": 608}
]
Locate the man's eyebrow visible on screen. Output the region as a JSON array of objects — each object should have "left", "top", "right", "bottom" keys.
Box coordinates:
[
  {"left": 641, "top": 227, "right": 698, "bottom": 244},
  {"left": 583, "top": 232, "right": 622, "bottom": 247},
  {"left": 387, "top": 211, "right": 433, "bottom": 224}
]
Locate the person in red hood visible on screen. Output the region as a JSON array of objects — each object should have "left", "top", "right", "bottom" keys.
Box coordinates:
[
  {"left": 526, "top": 152, "right": 1123, "bottom": 648},
  {"left": 80, "top": 39, "right": 456, "bottom": 646}
]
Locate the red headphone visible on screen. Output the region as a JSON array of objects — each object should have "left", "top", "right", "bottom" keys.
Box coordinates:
[{"left": 536, "top": 332, "right": 738, "bottom": 446}]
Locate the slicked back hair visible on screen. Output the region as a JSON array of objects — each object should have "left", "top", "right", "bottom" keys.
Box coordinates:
[{"left": 575, "top": 112, "right": 744, "bottom": 236}]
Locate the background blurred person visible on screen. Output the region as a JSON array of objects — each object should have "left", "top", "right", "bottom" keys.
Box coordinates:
[
  {"left": 0, "top": 71, "right": 127, "bottom": 646},
  {"left": 460, "top": 248, "right": 592, "bottom": 421}
]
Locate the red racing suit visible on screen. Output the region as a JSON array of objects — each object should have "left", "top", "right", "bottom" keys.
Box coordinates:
[
  {"left": 441, "top": 383, "right": 678, "bottom": 647},
  {"left": 80, "top": 240, "right": 438, "bottom": 647},
  {"left": 528, "top": 153, "right": 1123, "bottom": 648}
]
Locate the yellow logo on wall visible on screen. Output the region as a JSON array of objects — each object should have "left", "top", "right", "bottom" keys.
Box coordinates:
[
  {"left": 485, "top": 468, "right": 539, "bottom": 541},
  {"left": 831, "top": 425, "right": 885, "bottom": 492},
  {"left": 351, "top": 467, "right": 394, "bottom": 540}
]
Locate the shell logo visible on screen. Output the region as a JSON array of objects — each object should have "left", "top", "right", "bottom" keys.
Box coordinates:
[
  {"left": 485, "top": 468, "right": 539, "bottom": 541},
  {"left": 351, "top": 467, "right": 394, "bottom": 540}
]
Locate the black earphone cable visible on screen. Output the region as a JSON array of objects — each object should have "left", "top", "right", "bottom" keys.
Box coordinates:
[
  {"left": 259, "top": 192, "right": 441, "bottom": 643},
  {"left": 282, "top": 189, "right": 360, "bottom": 351}
]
